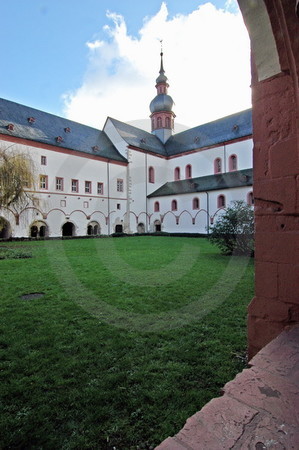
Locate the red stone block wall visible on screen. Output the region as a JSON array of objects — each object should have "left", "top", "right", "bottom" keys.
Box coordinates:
[{"left": 247, "top": 0, "right": 299, "bottom": 358}]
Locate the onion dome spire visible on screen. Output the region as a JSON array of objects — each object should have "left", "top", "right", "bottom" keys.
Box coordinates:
[
  {"left": 149, "top": 43, "right": 176, "bottom": 144},
  {"left": 156, "top": 49, "right": 168, "bottom": 84}
]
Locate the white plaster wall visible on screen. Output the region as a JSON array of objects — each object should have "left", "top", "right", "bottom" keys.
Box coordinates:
[
  {"left": 0, "top": 138, "right": 128, "bottom": 237},
  {"left": 167, "top": 145, "right": 225, "bottom": 180},
  {"left": 0, "top": 133, "right": 253, "bottom": 238},
  {"left": 166, "top": 137, "right": 252, "bottom": 181},
  {"left": 225, "top": 139, "right": 253, "bottom": 171},
  {"left": 148, "top": 186, "right": 253, "bottom": 234}
]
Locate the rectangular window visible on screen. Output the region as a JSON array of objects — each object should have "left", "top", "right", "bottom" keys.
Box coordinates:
[
  {"left": 71, "top": 179, "right": 79, "bottom": 193},
  {"left": 85, "top": 181, "right": 92, "bottom": 194},
  {"left": 60, "top": 200, "right": 66, "bottom": 207},
  {"left": 97, "top": 182, "right": 104, "bottom": 195},
  {"left": 56, "top": 177, "right": 64, "bottom": 191},
  {"left": 41, "top": 155, "right": 47, "bottom": 165},
  {"left": 83, "top": 201, "right": 89, "bottom": 208},
  {"left": 117, "top": 179, "right": 124, "bottom": 192},
  {"left": 117, "top": 203, "right": 121, "bottom": 210},
  {"left": 39, "top": 175, "right": 48, "bottom": 190}
]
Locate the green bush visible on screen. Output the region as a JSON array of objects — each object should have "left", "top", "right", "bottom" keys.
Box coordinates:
[
  {"left": 0, "top": 247, "right": 32, "bottom": 260},
  {"left": 209, "top": 200, "right": 254, "bottom": 256}
]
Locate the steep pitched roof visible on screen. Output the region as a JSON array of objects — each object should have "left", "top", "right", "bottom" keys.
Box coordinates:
[
  {"left": 107, "top": 117, "right": 168, "bottom": 156},
  {"left": 166, "top": 109, "right": 252, "bottom": 155},
  {"left": 0, "top": 98, "right": 127, "bottom": 163},
  {"left": 148, "top": 168, "right": 253, "bottom": 197}
]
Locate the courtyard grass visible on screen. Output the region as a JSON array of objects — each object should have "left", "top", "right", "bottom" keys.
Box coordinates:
[{"left": 0, "top": 236, "right": 254, "bottom": 449}]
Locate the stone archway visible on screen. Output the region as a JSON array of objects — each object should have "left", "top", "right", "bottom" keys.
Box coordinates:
[
  {"left": 137, "top": 222, "right": 145, "bottom": 234},
  {"left": 62, "top": 221, "right": 75, "bottom": 237},
  {"left": 237, "top": 0, "right": 299, "bottom": 357},
  {"left": 30, "top": 221, "right": 49, "bottom": 238},
  {"left": 154, "top": 220, "right": 161, "bottom": 232},
  {"left": 0, "top": 218, "right": 11, "bottom": 239},
  {"left": 87, "top": 221, "right": 101, "bottom": 236}
]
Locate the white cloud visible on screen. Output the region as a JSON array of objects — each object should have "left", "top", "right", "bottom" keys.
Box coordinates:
[{"left": 63, "top": 1, "right": 251, "bottom": 131}]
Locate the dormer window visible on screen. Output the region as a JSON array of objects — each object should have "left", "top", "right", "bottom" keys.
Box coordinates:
[
  {"left": 56, "top": 136, "right": 63, "bottom": 143},
  {"left": 7, "top": 123, "right": 14, "bottom": 131},
  {"left": 28, "top": 117, "right": 36, "bottom": 124},
  {"left": 64, "top": 127, "right": 71, "bottom": 133},
  {"left": 92, "top": 146, "right": 99, "bottom": 152}
]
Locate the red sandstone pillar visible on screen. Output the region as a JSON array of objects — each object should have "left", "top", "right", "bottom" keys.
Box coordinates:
[{"left": 247, "top": 0, "right": 299, "bottom": 358}]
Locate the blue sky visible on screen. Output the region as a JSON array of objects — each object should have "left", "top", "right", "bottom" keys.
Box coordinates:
[{"left": 0, "top": 1, "right": 250, "bottom": 129}]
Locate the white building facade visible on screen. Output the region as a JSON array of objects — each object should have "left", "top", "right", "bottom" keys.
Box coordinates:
[{"left": 0, "top": 53, "right": 253, "bottom": 238}]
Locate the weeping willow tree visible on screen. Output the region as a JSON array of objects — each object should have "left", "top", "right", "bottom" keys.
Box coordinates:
[{"left": 0, "top": 147, "right": 35, "bottom": 230}]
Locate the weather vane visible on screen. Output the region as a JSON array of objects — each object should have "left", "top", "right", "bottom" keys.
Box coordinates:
[{"left": 159, "top": 39, "right": 163, "bottom": 55}]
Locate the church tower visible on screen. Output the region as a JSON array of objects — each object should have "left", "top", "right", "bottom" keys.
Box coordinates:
[{"left": 150, "top": 49, "right": 176, "bottom": 143}]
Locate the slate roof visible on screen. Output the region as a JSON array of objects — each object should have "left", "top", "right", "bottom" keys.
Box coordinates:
[
  {"left": 166, "top": 109, "right": 252, "bottom": 155},
  {"left": 0, "top": 97, "right": 252, "bottom": 161},
  {"left": 107, "top": 117, "right": 167, "bottom": 156},
  {"left": 0, "top": 98, "right": 127, "bottom": 163},
  {"left": 148, "top": 168, "right": 253, "bottom": 197}
]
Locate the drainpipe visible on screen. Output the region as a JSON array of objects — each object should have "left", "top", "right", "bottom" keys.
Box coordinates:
[
  {"left": 107, "top": 162, "right": 110, "bottom": 235},
  {"left": 206, "top": 191, "right": 210, "bottom": 235},
  {"left": 145, "top": 152, "right": 148, "bottom": 232},
  {"left": 224, "top": 144, "right": 227, "bottom": 173}
]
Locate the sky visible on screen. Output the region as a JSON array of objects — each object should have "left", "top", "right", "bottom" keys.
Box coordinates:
[{"left": 0, "top": 0, "right": 251, "bottom": 131}]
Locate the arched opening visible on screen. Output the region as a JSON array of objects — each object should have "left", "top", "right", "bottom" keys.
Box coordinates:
[
  {"left": 157, "top": 116, "right": 162, "bottom": 128},
  {"left": 171, "top": 199, "right": 178, "bottom": 211},
  {"left": 30, "top": 221, "right": 49, "bottom": 238},
  {"left": 228, "top": 154, "right": 237, "bottom": 171},
  {"left": 137, "top": 223, "right": 145, "bottom": 234},
  {"left": 0, "top": 218, "right": 11, "bottom": 239},
  {"left": 115, "top": 224, "right": 123, "bottom": 233},
  {"left": 214, "top": 158, "right": 222, "bottom": 174},
  {"left": 30, "top": 225, "right": 38, "bottom": 238},
  {"left": 87, "top": 221, "right": 100, "bottom": 236},
  {"left": 154, "top": 220, "right": 161, "bottom": 232},
  {"left": 217, "top": 194, "right": 226, "bottom": 208},
  {"left": 154, "top": 201, "right": 160, "bottom": 212},
  {"left": 174, "top": 167, "right": 180, "bottom": 181},
  {"left": 39, "top": 225, "right": 46, "bottom": 237},
  {"left": 62, "top": 221, "right": 75, "bottom": 237},
  {"left": 185, "top": 164, "right": 192, "bottom": 179},
  {"left": 149, "top": 166, "right": 155, "bottom": 183}
]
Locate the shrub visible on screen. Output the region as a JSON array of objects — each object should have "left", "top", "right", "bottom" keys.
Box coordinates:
[{"left": 209, "top": 200, "right": 254, "bottom": 255}]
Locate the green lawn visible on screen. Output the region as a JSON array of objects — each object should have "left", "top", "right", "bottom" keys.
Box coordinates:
[{"left": 0, "top": 236, "right": 254, "bottom": 449}]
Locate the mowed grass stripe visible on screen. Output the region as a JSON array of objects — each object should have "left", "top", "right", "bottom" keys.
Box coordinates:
[{"left": 0, "top": 237, "right": 253, "bottom": 449}]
